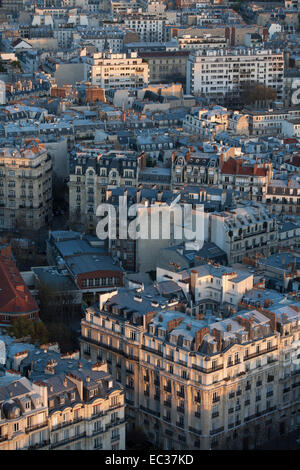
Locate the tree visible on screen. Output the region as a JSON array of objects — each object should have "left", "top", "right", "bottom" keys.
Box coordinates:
[
  {"left": 126, "top": 426, "right": 160, "bottom": 451},
  {"left": 46, "top": 322, "right": 75, "bottom": 353},
  {"left": 240, "top": 82, "right": 277, "bottom": 106},
  {"left": 10, "top": 318, "right": 49, "bottom": 345}
]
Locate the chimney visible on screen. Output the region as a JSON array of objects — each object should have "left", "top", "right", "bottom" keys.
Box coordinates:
[
  {"left": 167, "top": 317, "right": 184, "bottom": 333},
  {"left": 86, "top": 376, "right": 90, "bottom": 383},
  {"left": 194, "top": 327, "right": 209, "bottom": 351},
  {"left": 236, "top": 315, "right": 254, "bottom": 340},
  {"left": 143, "top": 311, "right": 157, "bottom": 330},
  {"left": 227, "top": 323, "right": 232, "bottom": 332},
  {"left": 219, "top": 153, "right": 224, "bottom": 170},
  {"left": 64, "top": 377, "right": 68, "bottom": 387},
  {"left": 190, "top": 270, "right": 198, "bottom": 299},
  {"left": 212, "top": 328, "right": 222, "bottom": 351}
]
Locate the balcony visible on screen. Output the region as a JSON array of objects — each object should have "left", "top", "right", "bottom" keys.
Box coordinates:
[
  {"left": 244, "top": 346, "right": 277, "bottom": 361},
  {"left": 51, "top": 417, "right": 83, "bottom": 431},
  {"left": 164, "top": 385, "right": 171, "bottom": 393},
  {"left": 92, "top": 427, "right": 104, "bottom": 437},
  {"left": 28, "top": 440, "right": 50, "bottom": 449},
  {"left": 192, "top": 363, "right": 224, "bottom": 374},
  {"left": 177, "top": 406, "right": 185, "bottom": 414},
  {"left": 50, "top": 432, "right": 86, "bottom": 449},
  {"left": 165, "top": 354, "right": 174, "bottom": 361},
  {"left": 210, "top": 426, "right": 224, "bottom": 436},
  {"left": 176, "top": 421, "right": 184, "bottom": 429},
  {"left": 25, "top": 421, "right": 48, "bottom": 433},
  {"left": 177, "top": 391, "right": 185, "bottom": 398},
  {"left": 212, "top": 396, "right": 220, "bottom": 404},
  {"left": 140, "top": 405, "right": 160, "bottom": 418},
  {"left": 141, "top": 345, "right": 163, "bottom": 357},
  {"left": 189, "top": 427, "right": 201, "bottom": 435}
]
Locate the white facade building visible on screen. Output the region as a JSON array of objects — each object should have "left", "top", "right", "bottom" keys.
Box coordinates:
[
  {"left": 186, "top": 48, "right": 284, "bottom": 99},
  {"left": 124, "top": 15, "right": 165, "bottom": 42},
  {"left": 85, "top": 52, "right": 149, "bottom": 89}
]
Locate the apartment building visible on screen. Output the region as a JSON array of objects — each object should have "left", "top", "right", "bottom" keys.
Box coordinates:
[
  {"left": 265, "top": 179, "right": 300, "bottom": 215},
  {"left": 247, "top": 107, "right": 300, "bottom": 136},
  {"left": 69, "top": 148, "right": 140, "bottom": 229},
  {"left": 210, "top": 205, "right": 278, "bottom": 264},
  {"left": 80, "top": 287, "right": 300, "bottom": 450},
  {"left": 282, "top": 119, "right": 300, "bottom": 138},
  {"left": 183, "top": 107, "right": 230, "bottom": 138},
  {"left": 219, "top": 158, "right": 273, "bottom": 202},
  {"left": 183, "top": 107, "right": 249, "bottom": 138},
  {"left": 81, "top": 28, "right": 125, "bottom": 54},
  {"left": 106, "top": 187, "right": 190, "bottom": 273},
  {"left": 124, "top": 15, "right": 166, "bottom": 43},
  {"left": 43, "top": 363, "right": 125, "bottom": 450},
  {"left": 46, "top": 230, "right": 124, "bottom": 304},
  {"left": 0, "top": 362, "right": 125, "bottom": 450},
  {"left": 171, "top": 150, "right": 219, "bottom": 188},
  {"left": 186, "top": 48, "right": 284, "bottom": 99},
  {"left": 156, "top": 263, "right": 254, "bottom": 314},
  {"left": 177, "top": 34, "right": 228, "bottom": 51},
  {"left": 85, "top": 52, "right": 149, "bottom": 89},
  {"left": 80, "top": 285, "right": 183, "bottom": 430},
  {"left": 0, "top": 140, "right": 52, "bottom": 231},
  {"left": 0, "top": 373, "right": 49, "bottom": 450},
  {"left": 258, "top": 252, "right": 300, "bottom": 293},
  {"left": 170, "top": 25, "right": 267, "bottom": 47}
]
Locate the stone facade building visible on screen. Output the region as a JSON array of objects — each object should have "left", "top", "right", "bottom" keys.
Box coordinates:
[
  {"left": 68, "top": 148, "right": 140, "bottom": 230},
  {"left": 0, "top": 140, "right": 52, "bottom": 230},
  {"left": 0, "top": 362, "right": 125, "bottom": 450},
  {"left": 80, "top": 288, "right": 300, "bottom": 450}
]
